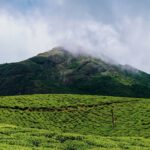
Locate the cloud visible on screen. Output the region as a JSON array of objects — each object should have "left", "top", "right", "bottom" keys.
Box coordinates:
[
  {"left": 0, "top": 12, "right": 123, "bottom": 63},
  {"left": 115, "top": 16, "right": 150, "bottom": 72},
  {"left": 0, "top": 11, "right": 58, "bottom": 63}
]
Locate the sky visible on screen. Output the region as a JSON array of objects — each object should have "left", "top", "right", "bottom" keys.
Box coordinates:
[{"left": 0, "top": 0, "right": 150, "bottom": 73}]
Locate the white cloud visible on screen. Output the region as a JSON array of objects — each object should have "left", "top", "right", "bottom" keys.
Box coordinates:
[
  {"left": 0, "top": 12, "right": 57, "bottom": 62},
  {"left": 115, "top": 17, "right": 150, "bottom": 72}
]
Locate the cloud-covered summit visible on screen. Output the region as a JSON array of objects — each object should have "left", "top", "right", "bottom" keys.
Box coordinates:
[{"left": 0, "top": 0, "right": 150, "bottom": 73}]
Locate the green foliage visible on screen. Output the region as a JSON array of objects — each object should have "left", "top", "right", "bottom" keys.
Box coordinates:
[
  {"left": 0, "top": 124, "right": 150, "bottom": 150},
  {"left": 0, "top": 94, "right": 149, "bottom": 149},
  {"left": 0, "top": 48, "right": 150, "bottom": 97}
]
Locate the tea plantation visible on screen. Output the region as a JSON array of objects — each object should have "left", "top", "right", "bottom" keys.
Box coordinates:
[{"left": 0, "top": 94, "right": 149, "bottom": 149}]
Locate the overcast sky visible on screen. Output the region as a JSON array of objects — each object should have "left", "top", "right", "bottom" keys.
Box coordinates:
[{"left": 0, "top": 0, "right": 150, "bottom": 73}]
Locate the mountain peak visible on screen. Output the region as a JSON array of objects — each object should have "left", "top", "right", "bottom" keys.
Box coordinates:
[{"left": 37, "top": 47, "right": 72, "bottom": 57}]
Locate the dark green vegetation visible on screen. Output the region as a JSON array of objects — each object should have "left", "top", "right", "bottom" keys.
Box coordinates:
[
  {"left": 0, "top": 47, "right": 150, "bottom": 97},
  {"left": 0, "top": 94, "right": 150, "bottom": 149}
]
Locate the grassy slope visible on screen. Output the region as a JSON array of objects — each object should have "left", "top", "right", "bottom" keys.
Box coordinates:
[
  {"left": 0, "top": 124, "right": 150, "bottom": 150},
  {"left": 0, "top": 94, "right": 149, "bottom": 149}
]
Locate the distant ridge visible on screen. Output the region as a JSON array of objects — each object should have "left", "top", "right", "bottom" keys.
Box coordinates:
[{"left": 0, "top": 47, "right": 150, "bottom": 97}]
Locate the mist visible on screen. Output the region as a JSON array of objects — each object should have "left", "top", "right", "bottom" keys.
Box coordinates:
[{"left": 0, "top": 0, "right": 150, "bottom": 73}]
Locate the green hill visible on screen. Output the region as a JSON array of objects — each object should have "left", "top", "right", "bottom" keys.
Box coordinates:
[
  {"left": 0, "top": 47, "right": 150, "bottom": 97},
  {"left": 0, "top": 94, "right": 149, "bottom": 149}
]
